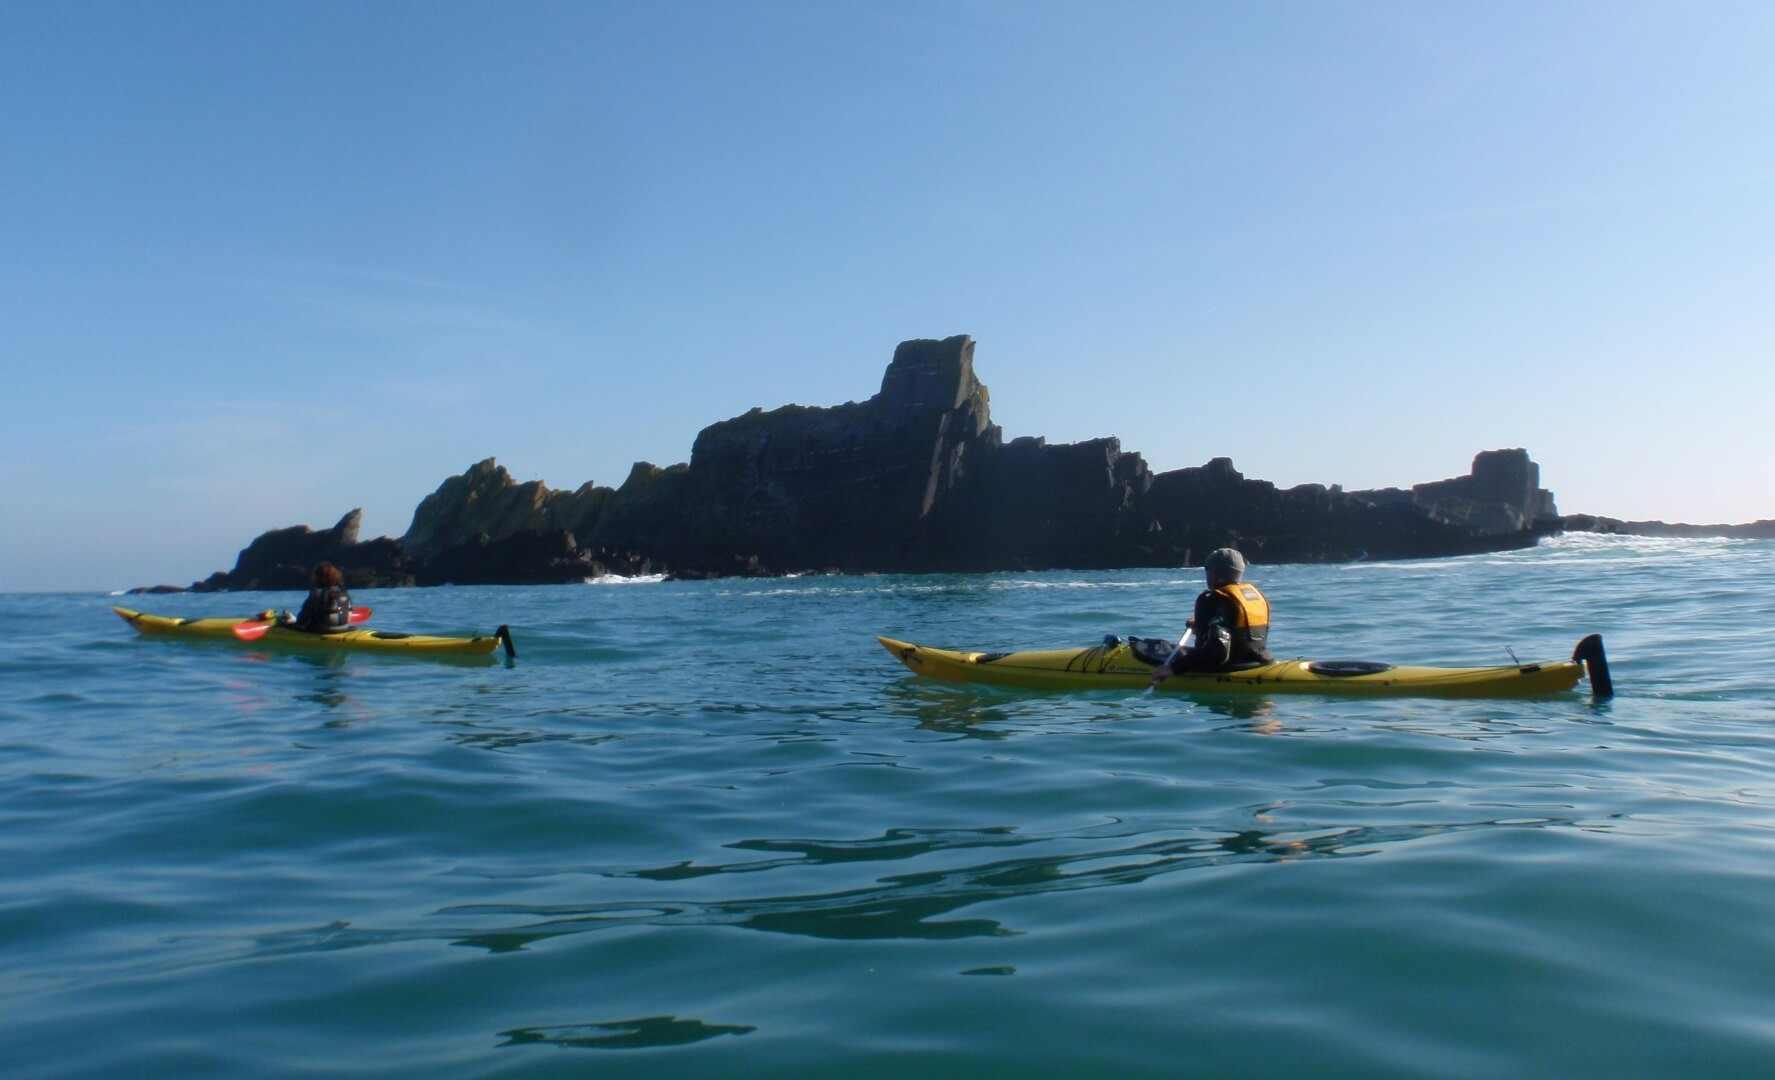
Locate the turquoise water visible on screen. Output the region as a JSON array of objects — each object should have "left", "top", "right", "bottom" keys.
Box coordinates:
[{"left": 5, "top": 534, "right": 1774, "bottom": 1077}]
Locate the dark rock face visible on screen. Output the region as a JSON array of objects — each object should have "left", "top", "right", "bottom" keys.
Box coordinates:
[
  {"left": 930, "top": 436, "right": 1154, "bottom": 571},
  {"left": 191, "top": 510, "right": 415, "bottom": 591},
  {"left": 419, "top": 530, "right": 605, "bottom": 586},
  {"left": 1138, "top": 449, "right": 1561, "bottom": 566},
  {"left": 171, "top": 336, "right": 1582, "bottom": 592},
  {"left": 1407, "top": 448, "right": 1558, "bottom": 533},
  {"left": 402, "top": 458, "right": 611, "bottom": 564},
  {"left": 620, "top": 336, "right": 999, "bottom": 572}
]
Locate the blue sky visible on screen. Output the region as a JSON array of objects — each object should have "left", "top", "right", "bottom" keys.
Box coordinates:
[{"left": 4, "top": 1, "right": 1772, "bottom": 592}]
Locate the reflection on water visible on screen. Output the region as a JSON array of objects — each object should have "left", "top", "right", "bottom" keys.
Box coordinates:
[
  {"left": 622, "top": 827, "right": 1033, "bottom": 881},
  {"left": 1196, "top": 694, "right": 1281, "bottom": 734},
  {"left": 883, "top": 679, "right": 1294, "bottom": 737},
  {"left": 498, "top": 1015, "right": 754, "bottom": 1050},
  {"left": 440, "top": 722, "right": 622, "bottom": 753},
  {"left": 207, "top": 814, "right": 1595, "bottom": 966},
  {"left": 881, "top": 682, "right": 1023, "bottom": 739},
  {"left": 297, "top": 679, "right": 352, "bottom": 711},
  {"left": 434, "top": 815, "right": 1590, "bottom": 945}
]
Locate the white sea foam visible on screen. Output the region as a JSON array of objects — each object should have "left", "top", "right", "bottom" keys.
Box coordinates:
[
  {"left": 1337, "top": 558, "right": 1475, "bottom": 573},
  {"left": 1539, "top": 531, "right": 1748, "bottom": 554},
  {"left": 582, "top": 573, "right": 668, "bottom": 585}
]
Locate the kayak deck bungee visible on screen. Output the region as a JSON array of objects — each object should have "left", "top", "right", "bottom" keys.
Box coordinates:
[
  {"left": 114, "top": 607, "right": 516, "bottom": 658},
  {"left": 878, "top": 634, "right": 1612, "bottom": 699}
]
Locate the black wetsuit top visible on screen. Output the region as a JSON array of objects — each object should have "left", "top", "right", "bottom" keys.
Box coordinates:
[
  {"left": 1174, "top": 583, "right": 1274, "bottom": 672},
  {"left": 293, "top": 585, "right": 352, "bottom": 634}
]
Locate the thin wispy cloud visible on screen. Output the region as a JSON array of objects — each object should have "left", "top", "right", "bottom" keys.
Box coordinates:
[{"left": 194, "top": 260, "right": 559, "bottom": 343}]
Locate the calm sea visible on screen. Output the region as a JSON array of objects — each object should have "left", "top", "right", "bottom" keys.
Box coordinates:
[{"left": 4, "top": 534, "right": 1773, "bottom": 1078}]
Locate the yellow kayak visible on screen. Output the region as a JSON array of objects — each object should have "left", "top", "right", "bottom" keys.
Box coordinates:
[
  {"left": 878, "top": 634, "right": 1612, "bottom": 699},
  {"left": 114, "top": 607, "right": 515, "bottom": 658}
]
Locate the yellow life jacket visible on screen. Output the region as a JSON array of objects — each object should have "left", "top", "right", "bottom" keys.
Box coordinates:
[
  {"left": 1212, "top": 583, "right": 1270, "bottom": 629},
  {"left": 1211, "top": 582, "right": 1271, "bottom": 657}
]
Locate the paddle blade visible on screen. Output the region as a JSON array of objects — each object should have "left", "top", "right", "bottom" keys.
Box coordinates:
[{"left": 349, "top": 606, "right": 372, "bottom": 625}]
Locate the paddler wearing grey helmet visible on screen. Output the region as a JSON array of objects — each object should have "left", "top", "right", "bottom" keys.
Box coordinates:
[{"left": 1148, "top": 547, "right": 1275, "bottom": 686}]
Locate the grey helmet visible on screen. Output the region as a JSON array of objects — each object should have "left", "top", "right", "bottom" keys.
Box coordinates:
[{"left": 1204, "top": 547, "right": 1246, "bottom": 586}]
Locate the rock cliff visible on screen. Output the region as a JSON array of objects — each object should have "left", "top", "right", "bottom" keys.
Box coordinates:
[
  {"left": 169, "top": 335, "right": 1578, "bottom": 591},
  {"left": 189, "top": 510, "right": 414, "bottom": 592}
]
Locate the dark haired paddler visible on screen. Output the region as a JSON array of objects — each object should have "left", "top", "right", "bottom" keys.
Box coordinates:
[
  {"left": 276, "top": 562, "right": 354, "bottom": 634},
  {"left": 1148, "top": 547, "right": 1273, "bottom": 688}
]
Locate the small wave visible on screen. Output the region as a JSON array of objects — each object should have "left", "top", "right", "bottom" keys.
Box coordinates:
[
  {"left": 1540, "top": 532, "right": 1750, "bottom": 552},
  {"left": 582, "top": 574, "right": 668, "bottom": 586},
  {"left": 1337, "top": 558, "right": 1475, "bottom": 573},
  {"left": 999, "top": 578, "right": 1174, "bottom": 590}
]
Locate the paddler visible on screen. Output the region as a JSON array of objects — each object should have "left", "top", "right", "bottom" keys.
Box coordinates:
[
  {"left": 1148, "top": 547, "right": 1274, "bottom": 687},
  {"left": 273, "top": 562, "right": 354, "bottom": 634}
]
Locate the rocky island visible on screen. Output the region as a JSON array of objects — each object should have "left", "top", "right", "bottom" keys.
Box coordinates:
[{"left": 153, "top": 335, "right": 1588, "bottom": 592}]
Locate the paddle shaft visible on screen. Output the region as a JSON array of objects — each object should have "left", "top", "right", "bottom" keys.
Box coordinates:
[{"left": 234, "top": 606, "right": 372, "bottom": 640}]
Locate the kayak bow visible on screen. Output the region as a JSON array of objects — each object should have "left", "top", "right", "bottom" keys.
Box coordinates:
[
  {"left": 879, "top": 633, "right": 1612, "bottom": 699},
  {"left": 115, "top": 607, "right": 516, "bottom": 658}
]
